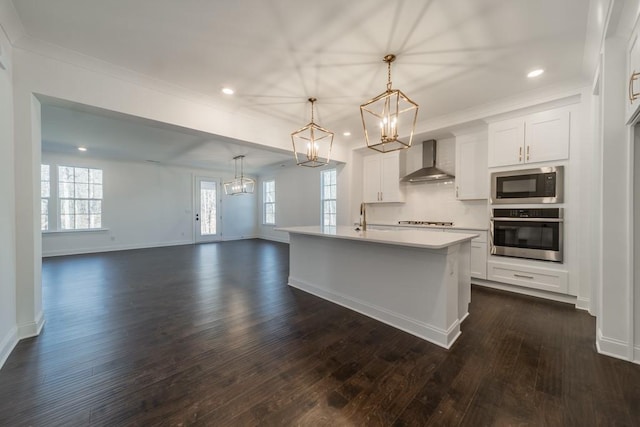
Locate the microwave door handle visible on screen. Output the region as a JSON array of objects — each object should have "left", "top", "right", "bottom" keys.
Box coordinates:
[{"left": 490, "top": 217, "right": 564, "bottom": 222}]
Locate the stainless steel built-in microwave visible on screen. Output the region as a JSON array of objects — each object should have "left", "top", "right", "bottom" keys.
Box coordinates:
[{"left": 490, "top": 166, "right": 564, "bottom": 204}]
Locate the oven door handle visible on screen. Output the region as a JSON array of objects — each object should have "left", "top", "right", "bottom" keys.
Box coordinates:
[{"left": 490, "top": 217, "right": 564, "bottom": 222}]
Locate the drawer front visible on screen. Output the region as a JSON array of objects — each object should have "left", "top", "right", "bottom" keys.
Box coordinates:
[{"left": 487, "top": 262, "right": 568, "bottom": 293}]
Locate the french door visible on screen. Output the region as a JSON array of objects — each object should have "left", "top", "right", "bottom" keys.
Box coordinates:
[{"left": 195, "top": 177, "right": 221, "bottom": 243}]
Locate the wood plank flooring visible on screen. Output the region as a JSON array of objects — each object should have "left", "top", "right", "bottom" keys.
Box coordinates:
[{"left": 0, "top": 239, "right": 639, "bottom": 426}]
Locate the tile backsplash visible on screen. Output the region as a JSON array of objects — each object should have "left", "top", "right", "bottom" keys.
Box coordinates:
[{"left": 366, "top": 180, "right": 489, "bottom": 229}]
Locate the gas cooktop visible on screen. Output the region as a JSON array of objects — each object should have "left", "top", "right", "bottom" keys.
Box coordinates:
[{"left": 398, "top": 220, "right": 454, "bottom": 227}]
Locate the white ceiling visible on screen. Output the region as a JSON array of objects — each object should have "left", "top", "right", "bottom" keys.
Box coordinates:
[
  {"left": 15, "top": 0, "right": 592, "bottom": 169},
  {"left": 41, "top": 101, "right": 295, "bottom": 174}
]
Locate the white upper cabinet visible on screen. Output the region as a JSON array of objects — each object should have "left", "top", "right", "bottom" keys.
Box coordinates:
[
  {"left": 627, "top": 19, "right": 640, "bottom": 123},
  {"left": 455, "top": 133, "right": 488, "bottom": 200},
  {"left": 488, "top": 108, "right": 570, "bottom": 168},
  {"left": 524, "top": 109, "right": 570, "bottom": 163},
  {"left": 362, "top": 151, "right": 404, "bottom": 203},
  {"left": 487, "top": 119, "right": 525, "bottom": 167},
  {"left": 363, "top": 155, "right": 381, "bottom": 203}
]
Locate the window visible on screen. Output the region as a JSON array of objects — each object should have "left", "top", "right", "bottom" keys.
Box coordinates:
[
  {"left": 58, "top": 166, "right": 103, "bottom": 230},
  {"left": 263, "top": 180, "right": 275, "bottom": 225},
  {"left": 41, "top": 164, "right": 50, "bottom": 231},
  {"left": 321, "top": 169, "right": 337, "bottom": 227}
]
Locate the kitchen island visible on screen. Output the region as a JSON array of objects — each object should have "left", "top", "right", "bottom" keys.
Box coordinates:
[{"left": 277, "top": 226, "right": 477, "bottom": 348}]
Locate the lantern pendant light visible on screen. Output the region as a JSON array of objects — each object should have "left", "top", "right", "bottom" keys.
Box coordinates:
[
  {"left": 223, "top": 155, "right": 255, "bottom": 195},
  {"left": 360, "top": 54, "right": 419, "bottom": 153},
  {"left": 291, "top": 98, "right": 334, "bottom": 167}
]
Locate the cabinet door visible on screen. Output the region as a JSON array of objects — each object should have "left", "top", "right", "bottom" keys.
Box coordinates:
[
  {"left": 455, "top": 134, "right": 488, "bottom": 200},
  {"left": 524, "top": 109, "right": 569, "bottom": 163},
  {"left": 443, "top": 229, "right": 487, "bottom": 280},
  {"left": 470, "top": 242, "right": 487, "bottom": 279},
  {"left": 488, "top": 119, "right": 525, "bottom": 167},
  {"left": 363, "top": 155, "right": 381, "bottom": 203},
  {"left": 380, "top": 152, "right": 404, "bottom": 202}
]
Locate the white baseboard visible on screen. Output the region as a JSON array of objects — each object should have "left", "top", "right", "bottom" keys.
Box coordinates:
[
  {"left": 259, "top": 234, "right": 290, "bottom": 244},
  {"left": 472, "top": 279, "right": 578, "bottom": 305},
  {"left": 17, "top": 310, "right": 45, "bottom": 339},
  {"left": 289, "top": 277, "right": 461, "bottom": 349},
  {"left": 634, "top": 346, "right": 640, "bottom": 365},
  {"left": 0, "top": 325, "right": 18, "bottom": 370},
  {"left": 596, "top": 328, "right": 632, "bottom": 362},
  {"left": 220, "top": 234, "right": 258, "bottom": 241},
  {"left": 42, "top": 239, "right": 194, "bottom": 257}
]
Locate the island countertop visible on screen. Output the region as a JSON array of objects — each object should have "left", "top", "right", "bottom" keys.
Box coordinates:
[{"left": 276, "top": 225, "right": 478, "bottom": 250}]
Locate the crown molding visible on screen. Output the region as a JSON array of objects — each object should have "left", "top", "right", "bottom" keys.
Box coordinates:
[{"left": 0, "top": 0, "right": 26, "bottom": 44}]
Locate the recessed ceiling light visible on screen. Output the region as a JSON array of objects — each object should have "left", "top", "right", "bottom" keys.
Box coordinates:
[
  {"left": 78, "top": 146, "right": 87, "bottom": 152},
  {"left": 221, "top": 87, "right": 234, "bottom": 95},
  {"left": 343, "top": 132, "right": 351, "bottom": 136},
  {"left": 527, "top": 69, "right": 544, "bottom": 78}
]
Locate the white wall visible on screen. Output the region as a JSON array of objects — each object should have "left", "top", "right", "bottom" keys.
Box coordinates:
[
  {"left": 257, "top": 162, "right": 349, "bottom": 242},
  {"left": 351, "top": 137, "right": 489, "bottom": 229},
  {"left": 41, "top": 152, "right": 257, "bottom": 256},
  {"left": 598, "top": 35, "right": 633, "bottom": 358},
  {"left": 0, "top": 16, "right": 17, "bottom": 368}
]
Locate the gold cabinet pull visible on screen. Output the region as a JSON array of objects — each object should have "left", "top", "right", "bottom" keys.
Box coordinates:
[
  {"left": 630, "top": 71, "right": 640, "bottom": 104},
  {"left": 518, "top": 146, "right": 522, "bottom": 162},
  {"left": 526, "top": 145, "right": 530, "bottom": 161}
]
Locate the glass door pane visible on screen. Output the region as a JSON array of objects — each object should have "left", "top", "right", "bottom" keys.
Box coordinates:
[
  {"left": 195, "top": 177, "right": 221, "bottom": 243},
  {"left": 200, "top": 181, "right": 217, "bottom": 235}
]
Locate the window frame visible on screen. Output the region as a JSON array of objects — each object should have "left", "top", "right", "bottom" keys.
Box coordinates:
[
  {"left": 41, "top": 164, "right": 50, "bottom": 231},
  {"left": 263, "top": 179, "right": 276, "bottom": 225},
  {"left": 320, "top": 169, "right": 337, "bottom": 228},
  {"left": 57, "top": 165, "right": 104, "bottom": 231}
]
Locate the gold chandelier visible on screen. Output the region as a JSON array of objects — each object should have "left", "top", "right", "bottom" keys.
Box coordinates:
[
  {"left": 291, "top": 98, "right": 334, "bottom": 167},
  {"left": 360, "top": 54, "right": 419, "bottom": 153},
  {"left": 223, "top": 155, "right": 255, "bottom": 195}
]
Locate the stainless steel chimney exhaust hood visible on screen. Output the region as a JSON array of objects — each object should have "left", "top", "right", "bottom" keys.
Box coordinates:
[{"left": 401, "top": 140, "right": 455, "bottom": 183}]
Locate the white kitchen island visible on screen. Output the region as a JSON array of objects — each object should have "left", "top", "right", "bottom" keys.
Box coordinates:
[{"left": 277, "top": 226, "right": 478, "bottom": 349}]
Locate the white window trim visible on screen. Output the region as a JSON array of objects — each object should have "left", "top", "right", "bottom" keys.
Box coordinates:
[
  {"left": 263, "top": 179, "right": 276, "bottom": 225},
  {"left": 41, "top": 164, "right": 105, "bottom": 233},
  {"left": 41, "top": 164, "right": 50, "bottom": 231},
  {"left": 321, "top": 169, "right": 337, "bottom": 228}
]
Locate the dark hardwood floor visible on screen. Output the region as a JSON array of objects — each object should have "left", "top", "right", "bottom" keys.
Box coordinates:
[{"left": 1, "top": 239, "right": 639, "bottom": 426}]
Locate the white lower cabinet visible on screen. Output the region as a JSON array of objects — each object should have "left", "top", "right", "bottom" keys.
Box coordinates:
[
  {"left": 469, "top": 242, "right": 488, "bottom": 280},
  {"left": 487, "top": 260, "right": 568, "bottom": 294},
  {"left": 444, "top": 229, "right": 487, "bottom": 280}
]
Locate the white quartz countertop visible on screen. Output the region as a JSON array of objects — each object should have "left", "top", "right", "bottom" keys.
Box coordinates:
[
  {"left": 276, "top": 226, "right": 478, "bottom": 250},
  {"left": 367, "top": 222, "right": 489, "bottom": 232}
]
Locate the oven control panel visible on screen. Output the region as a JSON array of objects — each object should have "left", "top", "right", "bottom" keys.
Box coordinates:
[{"left": 493, "top": 208, "right": 562, "bottom": 219}]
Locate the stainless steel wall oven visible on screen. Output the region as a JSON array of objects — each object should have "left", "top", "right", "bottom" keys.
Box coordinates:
[{"left": 490, "top": 208, "right": 563, "bottom": 262}]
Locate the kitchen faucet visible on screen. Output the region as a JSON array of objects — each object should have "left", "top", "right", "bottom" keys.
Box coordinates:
[{"left": 359, "top": 202, "right": 367, "bottom": 231}]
